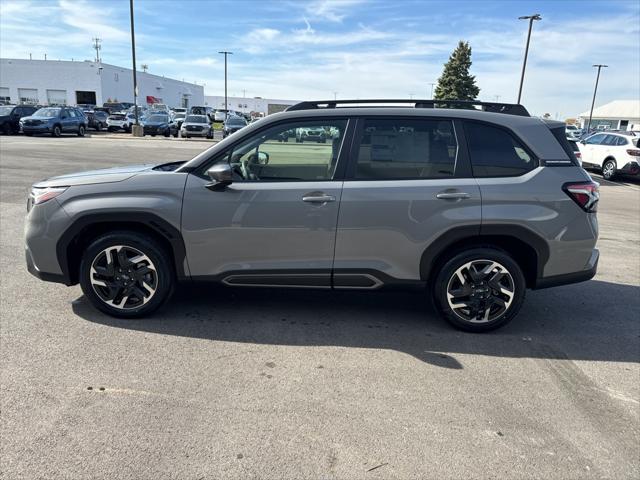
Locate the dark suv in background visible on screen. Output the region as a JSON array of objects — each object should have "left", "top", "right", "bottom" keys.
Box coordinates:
[
  {"left": 24, "top": 99, "right": 599, "bottom": 332},
  {"left": 0, "top": 105, "right": 38, "bottom": 134},
  {"left": 20, "top": 106, "right": 87, "bottom": 137}
]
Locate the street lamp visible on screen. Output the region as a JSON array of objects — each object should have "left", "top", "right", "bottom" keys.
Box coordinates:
[
  {"left": 129, "top": 0, "right": 141, "bottom": 134},
  {"left": 587, "top": 64, "right": 608, "bottom": 134},
  {"left": 517, "top": 13, "right": 541, "bottom": 104},
  {"left": 218, "top": 51, "right": 233, "bottom": 119},
  {"left": 428, "top": 82, "right": 435, "bottom": 99}
]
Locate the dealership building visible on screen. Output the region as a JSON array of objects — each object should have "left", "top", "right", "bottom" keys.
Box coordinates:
[
  {"left": 578, "top": 100, "right": 640, "bottom": 131},
  {"left": 0, "top": 58, "right": 204, "bottom": 108},
  {"left": 205, "top": 95, "right": 298, "bottom": 116}
]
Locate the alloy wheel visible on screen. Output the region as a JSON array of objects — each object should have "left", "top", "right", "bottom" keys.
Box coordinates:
[
  {"left": 89, "top": 245, "right": 158, "bottom": 310},
  {"left": 446, "top": 259, "right": 515, "bottom": 323}
]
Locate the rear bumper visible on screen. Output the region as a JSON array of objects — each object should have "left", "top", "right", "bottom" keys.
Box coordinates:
[{"left": 534, "top": 248, "right": 599, "bottom": 289}]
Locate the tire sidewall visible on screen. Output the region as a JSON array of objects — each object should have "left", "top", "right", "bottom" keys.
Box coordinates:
[
  {"left": 79, "top": 232, "right": 174, "bottom": 318},
  {"left": 78, "top": 125, "right": 85, "bottom": 137},
  {"left": 433, "top": 248, "right": 526, "bottom": 332},
  {"left": 53, "top": 125, "right": 61, "bottom": 137},
  {"left": 602, "top": 159, "right": 616, "bottom": 180}
]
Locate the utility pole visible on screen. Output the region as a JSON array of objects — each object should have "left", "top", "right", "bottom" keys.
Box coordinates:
[
  {"left": 92, "top": 37, "right": 102, "bottom": 63},
  {"left": 517, "top": 13, "right": 541, "bottom": 104},
  {"left": 141, "top": 64, "right": 148, "bottom": 73},
  {"left": 587, "top": 64, "right": 608, "bottom": 134},
  {"left": 129, "top": 0, "right": 141, "bottom": 134},
  {"left": 428, "top": 82, "right": 435, "bottom": 99},
  {"left": 218, "top": 51, "right": 233, "bottom": 119},
  {"left": 333, "top": 91, "right": 338, "bottom": 100}
]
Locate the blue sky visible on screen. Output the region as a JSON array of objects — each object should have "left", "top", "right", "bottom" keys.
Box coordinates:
[{"left": 1, "top": 0, "right": 639, "bottom": 117}]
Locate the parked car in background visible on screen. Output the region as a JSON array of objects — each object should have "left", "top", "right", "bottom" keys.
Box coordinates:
[
  {"left": 181, "top": 115, "right": 213, "bottom": 139},
  {"left": 565, "top": 124, "right": 582, "bottom": 139},
  {"left": 142, "top": 113, "right": 177, "bottom": 137},
  {"left": 189, "top": 106, "right": 208, "bottom": 116},
  {"left": 107, "top": 112, "right": 134, "bottom": 132},
  {"left": 20, "top": 106, "right": 86, "bottom": 137},
  {"left": 76, "top": 103, "right": 96, "bottom": 111},
  {"left": 578, "top": 132, "right": 640, "bottom": 180},
  {"left": 222, "top": 115, "right": 247, "bottom": 137},
  {"left": 171, "top": 112, "right": 186, "bottom": 129},
  {"left": 171, "top": 107, "right": 187, "bottom": 115},
  {"left": 568, "top": 139, "right": 582, "bottom": 166},
  {"left": 102, "top": 102, "right": 128, "bottom": 114},
  {"left": 214, "top": 109, "right": 229, "bottom": 122},
  {"left": 83, "top": 109, "right": 109, "bottom": 131},
  {"left": 0, "top": 104, "right": 38, "bottom": 134},
  {"left": 150, "top": 104, "right": 170, "bottom": 114},
  {"left": 296, "top": 126, "right": 327, "bottom": 143}
]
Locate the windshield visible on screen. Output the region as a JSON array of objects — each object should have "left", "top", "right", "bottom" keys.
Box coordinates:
[
  {"left": 227, "top": 117, "right": 246, "bottom": 126},
  {"left": 186, "top": 115, "right": 207, "bottom": 123},
  {"left": 148, "top": 115, "right": 168, "bottom": 122},
  {"left": 34, "top": 108, "right": 61, "bottom": 117},
  {"left": 0, "top": 106, "right": 14, "bottom": 115}
]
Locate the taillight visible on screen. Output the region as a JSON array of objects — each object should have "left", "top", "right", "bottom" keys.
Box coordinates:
[
  {"left": 563, "top": 181, "right": 599, "bottom": 212},
  {"left": 626, "top": 149, "right": 640, "bottom": 156},
  {"left": 574, "top": 151, "right": 581, "bottom": 159}
]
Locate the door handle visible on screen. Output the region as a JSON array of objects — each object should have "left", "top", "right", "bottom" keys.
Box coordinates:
[
  {"left": 436, "top": 192, "right": 471, "bottom": 200},
  {"left": 303, "top": 193, "right": 336, "bottom": 203}
]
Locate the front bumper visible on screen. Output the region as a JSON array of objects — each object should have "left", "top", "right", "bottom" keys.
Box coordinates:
[
  {"left": 22, "top": 124, "right": 51, "bottom": 133},
  {"left": 182, "top": 128, "right": 209, "bottom": 136}
]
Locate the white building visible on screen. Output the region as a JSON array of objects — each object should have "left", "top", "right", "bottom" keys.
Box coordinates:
[
  {"left": 578, "top": 100, "right": 640, "bottom": 131},
  {"left": 204, "top": 95, "right": 298, "bottom": 116},
  {"left": 0, "top": 58, "right": 204, "bottom": 108}
]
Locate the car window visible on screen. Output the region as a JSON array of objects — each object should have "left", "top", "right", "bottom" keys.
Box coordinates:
[
  {"left": 602, "top": 135, "right": 618, "bottom": 145},
  {"left": 585, "top": 133, "right": 606, "bottom": 145},
  {"left": 616, "top": 136, "right": 628, "bottom": 146},
  {"left": 354, "top": 118, "right": 458, "bottom": 179},
  {"left": 215, "top": 120, "right": 348, "bottom": 182},
  {"left": 186, "top": 115, "right": 207, "bottom": 123},
  {"left": 465, "top": 122, "right": 535, "bottom": 177}
]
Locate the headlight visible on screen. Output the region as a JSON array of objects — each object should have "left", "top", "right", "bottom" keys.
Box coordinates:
[{"left": 30, "top": 186, "right": 68, "bottom": 205}]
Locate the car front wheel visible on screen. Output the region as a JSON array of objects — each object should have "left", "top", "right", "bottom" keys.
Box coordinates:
[
  {"left": 78, "top": 125, "right": 85, "bottom": 137},
  {"left": 52, "top": 125, "right": 62, "bottom": 137},
  {"left": 433, "top": 248, "right": 525, "bottom": 332},
  {"left": 602, "top": 159, "right": 616, "bottom": 180},
  {"left": 79, "top": 232, "right": 174, "bottom": 318}
]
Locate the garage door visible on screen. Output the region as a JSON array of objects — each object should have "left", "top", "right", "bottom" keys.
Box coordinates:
[
  {"left": 0, "top": 87, "right": 10, "bottom": 103},
  {"left": 46, "top": 89, "right": 67, "bottom": 105},
  {"left": 18, "top": 88, "right": 38, "bottom": 105}
]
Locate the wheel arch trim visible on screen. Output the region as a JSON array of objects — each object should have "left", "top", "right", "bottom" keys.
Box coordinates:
[{"left": 56, "top": 212, "right": 189, "bottom": 285}]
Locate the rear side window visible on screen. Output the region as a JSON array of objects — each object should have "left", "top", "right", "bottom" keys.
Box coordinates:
[
  {"left": 354, "top": 118, "right": 458, "bottom": 179},
  {"left": 616, "top": 136, "right": 628, "bottom": 146},
  {"left": 465, "top": 122, "right": 535, "bottom": 177},
  {"left": 549, "top": 126, "right": 579, "bottom": 164}
]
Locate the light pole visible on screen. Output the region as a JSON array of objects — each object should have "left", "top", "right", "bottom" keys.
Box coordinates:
[
  {"left": 129, "top": 0, "right": 141, "bottom": 135},
  {"left": 218, "top": 51, "right": 233, "bottom": 119},
  {"left": 517, "top": 13, "right": 541, "bottom": 104},
  {"left": 333, "top": 91, "right": 338, "bottom": 100},
  {"left": 587, "top": 64, "right": 608, "bottom": 134}
]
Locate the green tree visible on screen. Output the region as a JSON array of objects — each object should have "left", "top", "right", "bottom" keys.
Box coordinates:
[{"left": 434, "top": 41, "right": 480, "bottom": 101}]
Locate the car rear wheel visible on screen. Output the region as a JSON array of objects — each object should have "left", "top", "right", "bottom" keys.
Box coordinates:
[
  {"left": 95, "top": 122, "right": 103, "bottom": 131},
  {"left": 52, "top": 125, "right": 61, "bottom": 137},
  {"left": 433, "top": 248, "right": 525, "bottom": 332},
  {"left": 79, "top": 232, "right": 174, "bottom": 318},
  {"left": 602, "top": 159, "right": 616, "bottom": 180}
]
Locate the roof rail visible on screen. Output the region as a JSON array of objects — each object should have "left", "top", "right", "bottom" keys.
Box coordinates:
[{"left": 285, "top": 99, "right": 530, "bottom": 117}]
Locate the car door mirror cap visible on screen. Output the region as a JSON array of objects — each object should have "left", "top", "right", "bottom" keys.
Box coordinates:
[{"left": 205, "top": 163, "right": 233, "bottom": 191}]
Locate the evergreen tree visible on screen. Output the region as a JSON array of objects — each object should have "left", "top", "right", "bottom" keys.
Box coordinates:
[{"left": 434, "top": 41, "right": 480, "bottom": 101}]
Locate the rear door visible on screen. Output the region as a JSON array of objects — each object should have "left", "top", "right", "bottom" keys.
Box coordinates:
[{"left": 333, "top": 116, "right": 481, "bottom": 286}]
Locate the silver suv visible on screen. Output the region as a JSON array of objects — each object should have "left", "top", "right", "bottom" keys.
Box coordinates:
[{"left": 25, "top": 100, "right": 599, "bottom": 332}]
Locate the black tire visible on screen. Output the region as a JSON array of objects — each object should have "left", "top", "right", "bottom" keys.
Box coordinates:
[
  {"left": 78, "top": 125, "right": 85, "bottom": 137},
  {"left": 433, "top": 247, "right": 526, "bottom": 332},
  {"left": 2, "top": 123, "right": 11, "bottom": 135},
  {"left": 95, "top": 122, "right": 102, "bottom": 131},
  {"left": 164, "top": 131, "right": 170, "bottom": 137},
  {"left": 602, "top": 159, "right": 616, "bottom": 180},
  {"left": 24, "top": 133, "right": 33, "bottom": 136},
  {"left": 125, "top": 125, "right": 132, "bottom": 133},
  {"left": 79, "top": 231, "right": 175, "bottom": 318},
  {"left": 52, "top": 125, "right": 62, "bottom": 137},
  {"left": 107, "top": 126, "right": 115, "bottom": 132}
]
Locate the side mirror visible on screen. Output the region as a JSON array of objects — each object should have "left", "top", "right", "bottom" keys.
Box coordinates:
[
  {"left": 580, "top": 140, "right": 586, "bottom": 145},
  {"left": 257, "top": 151, "right": 269, "bottom": 165},
  {"left": 205, "top": 163, "right": 233, "bottom": 191}
]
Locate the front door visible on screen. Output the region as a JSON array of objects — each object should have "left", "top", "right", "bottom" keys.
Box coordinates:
[
  {"left": 181, "top": 118, "right": 351, "bottom": 287},
  {"left": 333, "top": 117, "right": 482, "bottom": 286}
]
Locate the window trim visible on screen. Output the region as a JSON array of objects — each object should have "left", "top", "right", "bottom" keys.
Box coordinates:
[
  {"left": 460, "top": 119, "right": 539, "bottom": 178},
  {"left": 344, "top": 116, "right": 471, "bottom": 181},
  {"left": 193, "top": 116, "right": 355, "bottom": 182}
]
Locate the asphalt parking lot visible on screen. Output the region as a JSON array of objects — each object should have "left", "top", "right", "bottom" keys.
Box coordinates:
[{"left": 1, "top": 135, "right": 638, "bottom": 479}]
